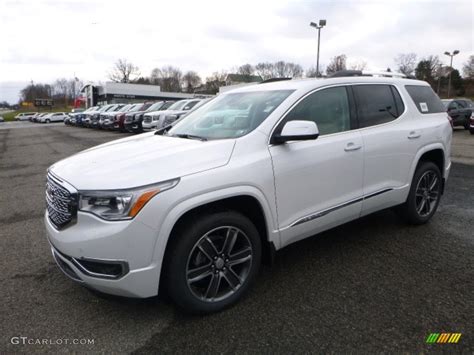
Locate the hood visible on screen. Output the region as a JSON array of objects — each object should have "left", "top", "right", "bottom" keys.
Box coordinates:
[
  {"left": 49, "top": 132, "right": 236, "bottom": 190},
  {"left": 146, "top": 109, "right": 179, "bottom": 117}
]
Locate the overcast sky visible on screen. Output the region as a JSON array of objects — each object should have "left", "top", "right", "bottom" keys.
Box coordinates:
[{"left": 0, "top": 0, "right": 472, "bottom": 103}]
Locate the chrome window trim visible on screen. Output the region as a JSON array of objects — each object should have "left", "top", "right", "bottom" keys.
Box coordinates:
[{"left": 267, "top": 82, "right": 408, "bottom": 146}]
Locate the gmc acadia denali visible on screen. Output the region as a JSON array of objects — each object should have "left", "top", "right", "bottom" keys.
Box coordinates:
[{"left": 45, "top": 72, "right": 452, "bottom": 313}]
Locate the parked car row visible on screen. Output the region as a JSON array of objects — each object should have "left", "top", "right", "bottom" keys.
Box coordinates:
[
  {"left": 26, "top": 112, "right": 70, "bottom": 123},
  {"left": 65, "top": 98, "right": 210, "bottom": 133}
]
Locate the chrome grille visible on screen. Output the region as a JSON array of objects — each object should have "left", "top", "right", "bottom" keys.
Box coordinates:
[
  {"left": 144, "top": 115, "right": 152, "bottom": 123},
  {"left": 46, "top": 174, "right": 77, "bottom": 229}
]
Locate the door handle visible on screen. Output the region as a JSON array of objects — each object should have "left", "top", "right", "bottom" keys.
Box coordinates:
[
  {"left": 408, "top": 131, "right": 421, "bottom": 139},
  {"left": 344, "top": 142, "right": 362, "bottom": 152}
]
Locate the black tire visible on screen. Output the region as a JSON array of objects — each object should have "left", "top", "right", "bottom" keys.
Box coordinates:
[
  {"left": 470, "top": 128, "right": 474, "bottom": 135},
  {"left": 464, "top": 122, "right": 469, "bottom": 130},
  {"left": 45, "top": 119, "right": 50, "bottom": 124},
  {"left": 398, "top": 161, "right": 442, "bottom": 225},
  {"left": 164, "top": 211, "right": 261, "bottom": 314}
]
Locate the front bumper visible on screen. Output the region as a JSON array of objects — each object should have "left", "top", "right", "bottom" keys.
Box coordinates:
[
  {"left": 142, "top": 121, "right": 157, "bottom": 130},
  {"left": 124, "top": 122, "right": 142, "bottom": 132},
  {"left": 45, "top": 211, "right": 161, "bottom": 298}
]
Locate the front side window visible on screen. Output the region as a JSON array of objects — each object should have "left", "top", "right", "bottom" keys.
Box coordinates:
[
  {"left": 168, "top": 90, "right": 293, "bottom": 140},
  {"left": 353, "top": 85, "right": 401, "bottom": 128},
  {"left": 283, "top": 86, "right": 351, "bottom": 135}
]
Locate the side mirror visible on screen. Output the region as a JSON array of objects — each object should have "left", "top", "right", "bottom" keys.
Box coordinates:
[{"left": 272, "top": 120, "right": 319, "bottom": 144}]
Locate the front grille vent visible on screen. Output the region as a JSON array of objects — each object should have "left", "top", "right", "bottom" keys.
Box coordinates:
[{"left": 46, "top": 174, "right": 77, "bottom": 229}]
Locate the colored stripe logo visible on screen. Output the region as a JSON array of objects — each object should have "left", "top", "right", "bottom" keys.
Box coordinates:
[{"left": 426, "top": 333, "right": 462, "bottom": 344}]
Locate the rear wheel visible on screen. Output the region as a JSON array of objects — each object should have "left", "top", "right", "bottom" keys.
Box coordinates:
[
  {"left": 164, "top": 211, "right": 261, "bottom": 314},
  {"left": 398, "top": 161, "right": 442, "bottom": 225},
  {"left": 470, "top": 128, "right": 474, "bottom": 135},
  {"left": 45, "top": 119, "right": 50, "bottom": 123}
]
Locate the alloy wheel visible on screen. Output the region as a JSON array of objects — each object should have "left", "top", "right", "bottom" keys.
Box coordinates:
[
  {"left": 415, "top": 170, "right": 440, "bottom": 217},
  {"left": 186, "top": 226, "right": 253, "bottom": 303}
]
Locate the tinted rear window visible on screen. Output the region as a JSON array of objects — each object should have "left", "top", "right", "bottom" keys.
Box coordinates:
[
  {"left": 405, "top": 85, "right": 445, "bottom": 114},
  {"left": 353, "top": 85, "right": 402, "bottom": 128}
]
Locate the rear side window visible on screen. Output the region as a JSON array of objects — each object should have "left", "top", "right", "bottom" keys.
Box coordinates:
[
  {"left": 405, "top": 85, "right": 445, "bottom": 114},
  {"left": 353, "top": 85, "right": 402, "bottom": 128}
]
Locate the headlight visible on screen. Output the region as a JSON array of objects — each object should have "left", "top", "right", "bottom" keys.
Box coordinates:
[{"left": 78, "top": 179, "right": 179, "bottom": 220}]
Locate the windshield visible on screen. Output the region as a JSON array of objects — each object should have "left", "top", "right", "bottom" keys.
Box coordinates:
[
  {"left": 167, "top": 100, "right": 189, "bottom": 111},
  {"left": 441, "top": 100, "right": 451, "bottom": 108},
  {"left": 168, "top": 90, "right": 293, "bottom": 140},
  {"left": 146, "top": 102, "right": 164, "bottom": 111},
  {"left": 161, "top": 101, "right": 174, "bottom": 110},
  {"left": 128, "top": 104, "right": 143, "bottom": 112}
]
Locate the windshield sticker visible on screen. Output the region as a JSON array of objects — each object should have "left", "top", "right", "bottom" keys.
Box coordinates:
[{"left": 420, "top": 102, "right": 428, "bottom": 112}]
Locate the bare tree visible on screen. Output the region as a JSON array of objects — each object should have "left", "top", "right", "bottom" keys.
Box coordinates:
[
  {"left": 67, "top": 78, "right": 83, "bottom": 100},
  {"left": 463, "top": 55, "right": 474, "bottom": 79},
  {"left": 182, "top": 71, "right": 202, "bottom": 93},
  {"left": 255, "top": 62, "right": 274, "bottom": 80},
  {"left": 326, "top": 55, "right": 347, "bottom": 75},
  {"left": 108, "top": 59, "right": 140, "bottom": 83},
  {"left": 394, "top": 53, "right": 417, "bottom": 76},
  {"left": 237, "top": 64, "right": 255, "bottom": 76},
  {"left": 254, "top": 61, "right": 303, "bottom": 80},
  {"left": 274, "top": 61, "right": 303, "bottom": 78},
  {"left": 150, "top": 66, "right": 183, "bottom": 92},
  {"left": 20, "top": 83, "right": 52, "bottom": 103},
  {"left": 205, "top": 71, "right": 227, "bottom": 94},
  {"left": 306, "top": 65, "right": 326, "bottom": 78},
  {"left": 415, "top": 55, "right": 441, "bottom": 83},
  {"left": 306, "top": 66, "right": 318, "bottom": 78},
  {"left": 54, "top": 78, "right": 69, "bottom": 106},
  {"left": 349, "top": 60, "right": 367, "bottom": 71}
]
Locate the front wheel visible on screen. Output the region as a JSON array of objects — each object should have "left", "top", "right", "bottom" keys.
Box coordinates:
[
  {"left": 470, "top": 128, "right": 474, "bottom": 135},
  {"left": 45, "top": 119, "right": 50, "bottom": 124},
  {"left": 397, "top": 161, "right": 442, "bottom": 225},
  {"left": 164, "top": 211, "right": 261, "bottom": 314}
]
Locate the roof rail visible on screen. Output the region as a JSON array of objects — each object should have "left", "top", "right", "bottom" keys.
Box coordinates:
[
  {"left": 329, "top": 70, "right": 406, "bottom": 78},
  {"left": 259, "top": 77, "right": 292, "bottom": 84}
]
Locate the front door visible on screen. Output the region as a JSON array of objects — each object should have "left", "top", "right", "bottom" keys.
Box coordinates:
[{"left": 269, "top": 86, "right": 364, "bottom": 247}]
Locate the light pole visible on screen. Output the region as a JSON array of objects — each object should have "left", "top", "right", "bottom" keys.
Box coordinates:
[
  {"left": 444, "top": 50, "right": 459, "bottom": 98},
  {"left": 310, "top": 19, "right": 326, "bottom": 77}
]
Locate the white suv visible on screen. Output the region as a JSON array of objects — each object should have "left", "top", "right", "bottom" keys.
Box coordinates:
[
  {"left": 15, "top": 112, "right": 37, "bottom": 121},
  {"left": 38, "top": 112, "right": 69, "bottom": 123},
  {"left": 45, "top": 72, "right": 451, "bottom": 313}
]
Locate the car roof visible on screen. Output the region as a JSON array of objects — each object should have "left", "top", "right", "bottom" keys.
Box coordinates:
[{"left": 228, "top": 76, "right": 430, "bottom": 94}]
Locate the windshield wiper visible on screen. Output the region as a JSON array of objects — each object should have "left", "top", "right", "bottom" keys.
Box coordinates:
[{"left": 168, "top": 133, "right": 208, "bottom": 141}]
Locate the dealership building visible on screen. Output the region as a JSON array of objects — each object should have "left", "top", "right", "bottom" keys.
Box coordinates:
[{"left": 80, "top": 82, "right": 203, "bottom": 108}]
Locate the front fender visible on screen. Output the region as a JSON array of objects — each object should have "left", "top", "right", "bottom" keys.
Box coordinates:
[{"left": 149, "top": 185, "right": 280, "bottom": 292}]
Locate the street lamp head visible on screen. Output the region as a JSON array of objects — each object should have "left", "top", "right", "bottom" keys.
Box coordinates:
[
  {"left": 453, "top": 50, "right": 460, "bottom": 55},
  {"left": 319, "top": 19, "right": 326, "bottom": 27},
  {"left": 444, "top": 51, "right": 451, "bottom": 56},
  {"left": 310, "top": 22, "right": 318, "bottom": 28}
]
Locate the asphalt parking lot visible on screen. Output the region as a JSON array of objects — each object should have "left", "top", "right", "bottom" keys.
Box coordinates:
[{"left": 1, "top": 123, "right": 473, "bottom": 353}]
